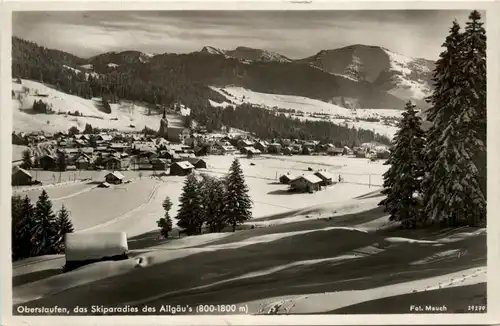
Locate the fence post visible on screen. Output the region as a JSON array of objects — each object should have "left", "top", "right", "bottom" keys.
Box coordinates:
[{"left": 369, "top": 174, "right": 371, "bottom": 188}]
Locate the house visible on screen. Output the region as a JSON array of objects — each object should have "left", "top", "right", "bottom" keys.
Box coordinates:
[
  {"left": 12, "top": 132, "right": 28, "bottom": 145},
  {"left": 110, "top": 143, "right": 130, "bottom": 152},
  {"left": 314, "top": 171, "right": 334, "bottom": 186},
  {"left": 279, "top": 173, "right": 295, "bottom": 185},
  {"left": 105, "top": 171, "right": 125, "bottom": 184},
  {"left": 376, "top": 149, "right": 391, "bottom": 159},
  {"left": 238, "top": 139, "right": 255, "bottom": 149},
  {"left": 96, "top": 134, "right": 113, "bottom": 142},
  {"left": 64, "top": 232, "right": 128, "bottom": 272},
  {"left": 151, "top": 158, "right": 169, "bottom": 171},
  {"left": 327, "top": 147, "right": 344, "bottom": 156},
  {"left": 75, "top": 156, "right": 91, "bottom": 170},
  {"left": 170, "top": 161, "right": 195, "bottom": 176},
  {"left": 39, "top": 155, "right": 57, "bottom": 170},
  {"left": 290, "top": 175, "right": 322, "bottom": 193},
  {"left": 167, "top": 127, "right": 190, "bottom": 143},
  {"left": 217, "top": 144, "right": 237, "bottom": 155},
  {"left": 254, "top": 141, "right": 268, "bottom": 153},
  {"left": 246, "top": 148, "right": 261, "bottom": 158},
  {"left": 12, "top": 167, "right": 33, "bottom": 186},
  {"left": 355, "top": 148, "right": 367, "bottom": 158},
  {"left": 343, "top": 146, "right": 354, "bottom": 155},
  {"left": 268, "top": 143, "right": 282, "bottom": 154},
  {"left": 103, "top": 157, "right": 122, "bottom": 170},
  {"left": 186, "top": 158, "right": 207, "bottom": 169},
  {"left": 283, "top": 146, "right": 294, "bottom": 156}
]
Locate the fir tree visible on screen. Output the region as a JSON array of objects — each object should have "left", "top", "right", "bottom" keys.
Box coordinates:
[
  {"left": 423, "top": 14, "right": 486, "bottom": 227},
  {"left": 157, "top": 196, "right": 173, "bottom": 238},
  {"left": 54, "top": 205, "right": 74, "bottom": 251},
  {"left": 379, "top": 101, "right": 426, "bottom": 228},
  {"left": 68, "top": 126, "right": 80, "bottom": 136},
  {"left": 459, "top": 10, "right": 487, "bottom": 197},
  {"left": 176, "top": 173, "right": 203, "bottom": 235},
  {"left": 32, "top": 190, "right": 59, "bottom": 256},
  {"left": 200, "top": 174, "right": 227, "bottom": 232},
  {"left": 57, "top": 152, "right": 67, "bottom": 171},
  {"left": 83, "top": 123, "right": 93, "bottom": 134},
  {"left": 224, "top": 158, "right": 252, "bottom": 232},
  {"left": 20, "top": 149, "right": 33, "bottom": 170}
]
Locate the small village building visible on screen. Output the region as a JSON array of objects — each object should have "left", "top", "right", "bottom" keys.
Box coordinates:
[
  {"left": 96, "top": 134, "right": 113, "bottom": 142},
  {"left": 170, "top": 161, "right": 194, "bottom": 176},
  {"left": 314, "top": 171, "right": 334, "bottom": 186},
  {"left": 151, "top": 158, "right": 168, "bottom": 170},
  {"left": 12, "top": 166, "right": 33, "bottom": 186},
  {"left": 268, "top": 143, "right": 282, "bottom": 154},
  {"left": 343, "top": 146, "right": 354, "bottom": 155},
  {"left": 103, "top": 157, "right": 122, "bottom": 170},
  {"left": 290, "top": 175, "right": 322, "bottom": 193},
  {"left": 75, "top": 156, "right": 91, "bottom": 170},
  {"left": 186, "top": 158, "right": 207, "bottom": 169},
  {"left": 39, "top": 155, "right": 57, "bottom": 170},
  {"left": 105, "top": 171, "right": 125, "bottom": 184},
  {"left": 238, "top": 139, "right": 255, "bottom": 149},
  {"left": 64, "top": 232, "right": 128, "bottom": 272},
  {"left": 110, "top": 143, "right": 130, "bottom": 153},
  {"left": 12, "top": 132, "right": 28, "bottom": 145},
  {"left": 279, "top": 173, "right": 295, "bottom": 185},
  {"left": 254, "top": 141, "right": 268, "bottom": 153},
  {"left": 246, "top": 148, "right": 261, "bottom": 158},
  {"left": 327, "top": 147, "right": 344, "bottom": 156},
  {"left": 283, "top": 146, "right": 294, "bottom": 155}
]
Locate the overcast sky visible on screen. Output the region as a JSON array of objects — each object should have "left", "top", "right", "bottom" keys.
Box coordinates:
[{"left": 13, "top": 10, "right": 483, "bottom": 60}]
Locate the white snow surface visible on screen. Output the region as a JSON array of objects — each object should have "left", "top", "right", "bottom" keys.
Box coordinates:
[
  {"left": 210, "top": 86, "right": 405, "bottom": 138},
  {"left": 12, "top": 79, "right": 185, "bottom": 133}
]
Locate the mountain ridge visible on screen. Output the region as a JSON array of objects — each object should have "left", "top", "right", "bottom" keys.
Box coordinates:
[{"left": 12, "top": 36, "right": 434, "bottom": 111}]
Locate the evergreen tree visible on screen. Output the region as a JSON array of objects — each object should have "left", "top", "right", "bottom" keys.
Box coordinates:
[
  {"left": 379, "top": 101, "right": 426, "bottom": 228},
  {"left": 423, "top": 14, "right": 486, "bottom": 227},
  {"left": 459, "top": 10, "right": 487, "bottom": 197},
  {"left": 176, "top": 173, "right": 203, "bottom": 235},
  {"left": 200, "top": 174, "right": 227, "bottom": 232},
  {"left": 32, "top": 190, "right": 59, "bottom": 256},
  {"left": 224, "top": 158, "right": 252, "bottom": 232},
  {"left": 57, "top": 152, "right": 67, "bottom": 171},
  {"left": 11, "top": 195, "right": 25, "bottom": 260},
  {"left": 54, "top": 205, "right": 74, "bottom": 251},
  {"left": 20, "top": 149, "right": 33, "bottom": 170},
  {"left": 157, "top": 196, "right": 173, "bottom": 238},
  {"left": 83, "top": 123, "right": 93, "bottom": 134},
  {"left": 68, "top": 126, "right": 80, "bottom": 136}
]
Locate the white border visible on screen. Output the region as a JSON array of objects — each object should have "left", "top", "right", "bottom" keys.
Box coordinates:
[{"left": 1, "top": 1, "right": 499, "bottom": 325}]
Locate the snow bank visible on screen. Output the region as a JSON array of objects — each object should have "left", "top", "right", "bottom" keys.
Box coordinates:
[
  {"left": 246, "top": 266, "right": 486, "bottom": 314},
  {"left": 65, "top": 232, "right": 128, "bottom": 262}
]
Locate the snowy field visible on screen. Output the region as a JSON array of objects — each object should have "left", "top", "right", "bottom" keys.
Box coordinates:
[
  {"left": 12, "top": 154, "right": 386, "bottom": 238},
  {"left": 12, "top": 79, "right": 186, "bottom": 133},
  {"left": 210, "top": 86, "right": 406, "bottom": 138}
]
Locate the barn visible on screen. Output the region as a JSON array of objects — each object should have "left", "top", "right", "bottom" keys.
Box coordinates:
[
  {"left": 64, "top": 232, "right": 129, "bottom": 272},
  {"left": 170, "top": 161, "right": 195, "bottom": 176},
  {"left": 12, "top": 166, "right": 33, "bottom": 186},
  {"left": 290, "top": 175, "right": 322, "bottom": 193},
  {"left": 105, "top": 171, "right": 125, "bottom": 184},
  {"left": 39, "top": 155, "right": 57, "bottom": 170},
  {"left": 279, "top": 174, "right": 296, "bottom": 185},
  {"left": 314, "top": 171, "right": 334, "bottom": 187},
  {"left": 187, "top": 158, "right": 207, "bottom": 169}
]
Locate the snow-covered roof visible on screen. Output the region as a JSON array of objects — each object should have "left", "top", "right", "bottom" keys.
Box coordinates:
[
  {"left": 64, "top": 232, "right": 128, "bottom": 262},
  {"left": 174, "top": 161, "right": 194, "bottom": 170},
  {"left": 106, "top": 171, "right": 125, "bottom": 180},
  {"left": 12, "top": 166, "right": 32, "bottom": 178},
  {"left": 314, "top": 171, "right": 334, "bottom": 180},
  {"left": 293, "top": 174, "right": 322, "bottom": 184}
]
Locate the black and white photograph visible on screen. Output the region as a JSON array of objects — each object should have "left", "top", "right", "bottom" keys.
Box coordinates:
[{"left": 2, "top": 2, "right": 496, "bottom": 322}]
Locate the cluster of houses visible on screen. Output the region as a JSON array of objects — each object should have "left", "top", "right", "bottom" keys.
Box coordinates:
[{"left": 279, "top": 170, "right": 335, "bottom": 193}]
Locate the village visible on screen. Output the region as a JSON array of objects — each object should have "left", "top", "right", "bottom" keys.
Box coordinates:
[{"left": 11, "top": 119, "right": 391, "bottom": 193}]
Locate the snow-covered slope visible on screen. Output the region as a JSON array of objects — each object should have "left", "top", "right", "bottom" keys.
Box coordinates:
[
  {"left": 299, "top": 45, "right": 434, "bottom": 104},
  {"left": 12, "top": 79, "right": 185, "bottom": 133},
  {"left": 201, "top": 46, "right": 292, "bottom": 63},
  {"left": 210, "top": 86, "right": 404, "bottom": 138}
]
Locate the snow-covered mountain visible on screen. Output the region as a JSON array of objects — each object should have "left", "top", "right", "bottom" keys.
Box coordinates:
[
  {"left": 298, "top": 44, "right": 435, "bottom": 104},
  {"left": 200, "top": 46, "right": 292, "bottom": 63}
]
